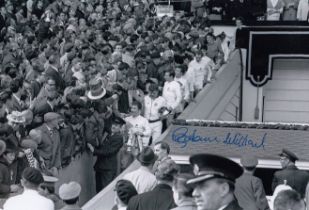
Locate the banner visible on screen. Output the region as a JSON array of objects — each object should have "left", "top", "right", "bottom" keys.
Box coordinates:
[{"left": 164, "top": 120, "right": 309, "bottom": 161}]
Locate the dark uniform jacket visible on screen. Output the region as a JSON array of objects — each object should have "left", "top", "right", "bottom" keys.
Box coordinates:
[
  {"left": 235, "top": 173, "right": 270, "bottom": 210},
  {"left": 93, "top": 132, "right": 123, "bottom": 171},
  {"left": 272, "top": 164, "right": 309, "bottom": 197},
  {"left": 127, "top": 183, "right": 176, "bottom": 210}
]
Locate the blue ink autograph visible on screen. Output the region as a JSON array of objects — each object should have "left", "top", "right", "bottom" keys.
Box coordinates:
[{"left": 171, "top": 127, "right": 266, "bottom": 149}]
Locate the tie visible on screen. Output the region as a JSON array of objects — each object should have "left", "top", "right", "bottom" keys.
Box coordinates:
[{"left": 49, "top": 129, "right": 55, "bottom": 137}]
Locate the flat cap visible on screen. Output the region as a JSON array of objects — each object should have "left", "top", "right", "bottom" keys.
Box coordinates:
[
  {"left": 44, "top": 112, "right": 61, "bottom": 123},
  {"left": 59, "top": 181, "right": 82, "bottom": 200},
  {"left": 240, "top": 155, "right": 258, "bottom": 168},
  {"left": 279, "top": 148, "right": 299, "bottom": 162},
  {"left": 187, "top": 153, "right": 243, "bottom": 185},
  {"left": 20, "top": 138, "right": 38, "bottom": 150}
]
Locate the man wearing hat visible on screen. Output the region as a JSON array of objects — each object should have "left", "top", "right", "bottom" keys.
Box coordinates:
[
  {"left": 87, "top": 116, "right": 125, "bottom": 192},
  {"left": 3, "top": 167, "right": 54, "bottom": 210},
  {"left": 187, "top": 153, "right": 243, "bottom": 210},
  {"left": 123, "top": 147, "right": 157, "bottom": 194},
  {"left": 234, "top": 155, "right": 269, "bottom": 210},
  {"left": 35, "top": 112, "right": 62, "bottom": 174},
  {"left": 58, "top": 181, "right": 82, "bottom": 210},
  {"left": 272, "top": 148, "right": 309, "bottom": 198}
]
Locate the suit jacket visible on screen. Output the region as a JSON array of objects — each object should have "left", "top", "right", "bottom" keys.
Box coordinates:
[
  {"left": 36, "top": 124, "right": 61, "bottom": 169},
  {"left": 223, "top": 200, "right": 243, "bottom": 210},
  {"left": 127, "top": 183, "right": 176, "bottom": 210},
  {"left": 93, "top": 132, "right": 123, "bottom": 171},
  {"left": 235, "top": 173, "right": 270, "bottom": 210},
  {"left": 272, "top": 165, "right": 309, "bottom": 197}
]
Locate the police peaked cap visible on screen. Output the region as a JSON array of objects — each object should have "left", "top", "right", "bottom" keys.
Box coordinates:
[{"left": 187, "top": 153, "right": 243, "bottom": 185}]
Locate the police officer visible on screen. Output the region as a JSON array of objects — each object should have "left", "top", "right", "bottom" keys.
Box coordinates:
[
  {"left": 187, "top": 153, "right": 243, "bottom": 210},
  {"left": 272, "top": 148, "right": 309, "bottom": 198}
]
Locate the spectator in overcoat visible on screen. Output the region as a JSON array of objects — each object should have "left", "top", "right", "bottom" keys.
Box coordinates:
[
  {"left": 34, "top": 112, "right": 62, "bottom": 175},
  {"left": 123, "top": 147, "right": 157, "bottom": 194},
  {"left": 87, "top": 117, "right": 125, "bottom": 192},
  {"left": 235, "top": 155, "right": 270, "bottom": 210}
]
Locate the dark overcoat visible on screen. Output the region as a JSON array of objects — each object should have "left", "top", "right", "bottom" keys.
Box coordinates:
[
  {"left": 127, "top": 184, "right": 176, "bottom": 210},
  {"left": 272, "top": 165, "right": 309, "bottom": 197}
]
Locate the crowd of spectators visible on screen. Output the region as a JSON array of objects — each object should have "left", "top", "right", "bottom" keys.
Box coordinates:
[{"left": 0, "top": 0, "right": 235, "bottom": 206}]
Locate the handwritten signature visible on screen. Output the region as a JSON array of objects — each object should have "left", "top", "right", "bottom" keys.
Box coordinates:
[{"left": 171, "top": 127, "right": 266, "bottom": 149}]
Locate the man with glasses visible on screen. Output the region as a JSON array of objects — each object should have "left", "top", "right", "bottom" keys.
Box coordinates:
[{"left": 272, "top": 148, "right": 309, "bottom": 198}]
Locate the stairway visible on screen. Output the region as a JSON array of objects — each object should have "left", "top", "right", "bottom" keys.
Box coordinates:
[{"left": 263, "top": 58, "right": 309, "bottom": 123}]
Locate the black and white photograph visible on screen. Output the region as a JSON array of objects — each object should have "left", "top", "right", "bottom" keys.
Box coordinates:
[{"left": 0, "top": 0, "right": 308, "bottom": 209}]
